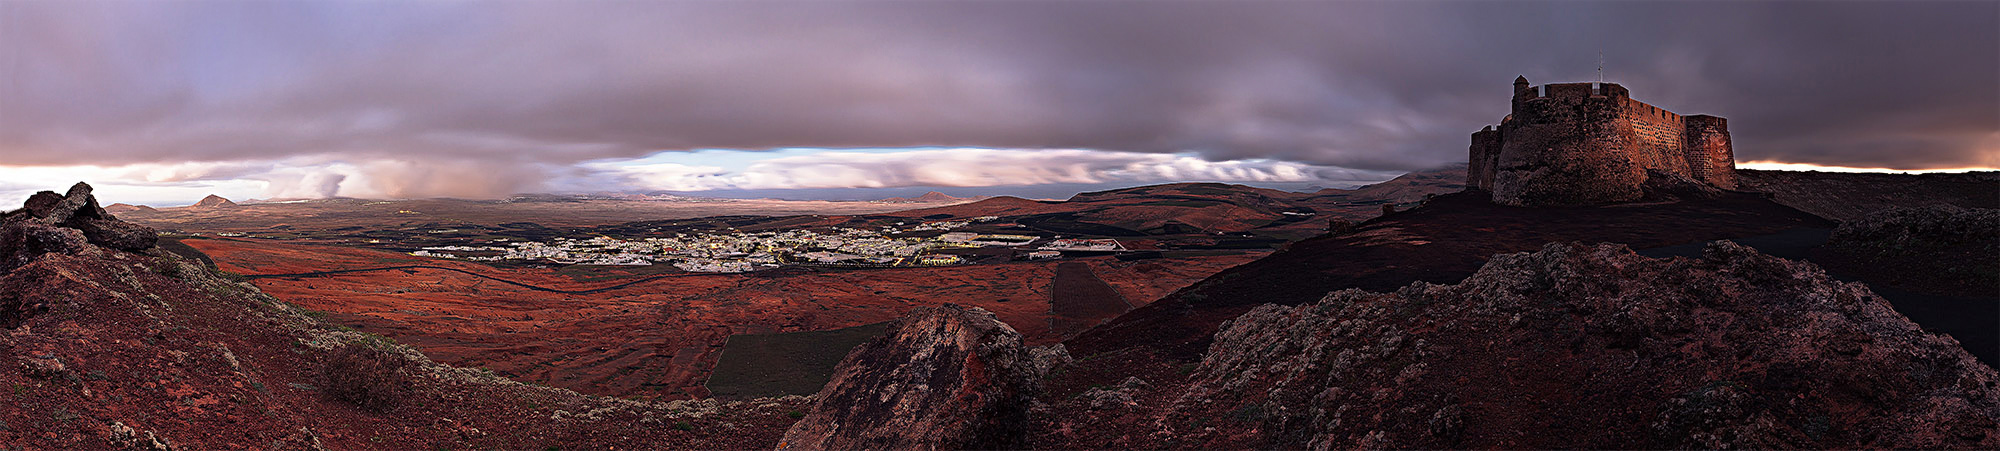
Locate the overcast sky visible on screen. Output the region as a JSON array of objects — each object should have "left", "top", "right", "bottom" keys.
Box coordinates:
[{"left": 2, "top": 0, "right": 1994, "bottom": 205}]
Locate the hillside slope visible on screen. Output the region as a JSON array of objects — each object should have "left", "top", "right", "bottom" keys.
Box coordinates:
[{"left": 1, "top": 184, "right": 804, "bottom": 449}]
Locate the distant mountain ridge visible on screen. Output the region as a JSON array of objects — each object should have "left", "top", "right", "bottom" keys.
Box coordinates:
[
  {"left": 104, "top": 203, "right": 158, "bottom": 214},
  {"left": 873, "top": 166, "right": 1468, "bottom": 237},
  {"left": 874, "top": 191, "right": 978, "bottom": 203},
  {"left": 1313, "top": 162, "right": 1468, "bottom": 204},
  {"left": 191, "top": 194, "right": 236, "bottom": 208}
]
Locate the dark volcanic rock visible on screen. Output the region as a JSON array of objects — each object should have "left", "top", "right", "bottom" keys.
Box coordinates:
[
  {"left": 1831, "top": 204, "right": 2000, "bottom": 253},
  {"left": 0, "top": 224, "right": 96, "bottom": 274},
  {"left": 1179, "top": 241, "right": 1998, "bottom": 449},
  {"left": 1822, "top": 204, "right": 2000, "bottom": 297},
  {"left": 780, "top": 304, "right": 1045, "bottom": 450},
  {"left": 1, "top": 182, "right": 157, "bottom": 255},
  {"left": 73, "top": 217, "right": 160, "bottom": 252},
  {"left": 21, "top": 191, "right": 66, "bottom": 219}
]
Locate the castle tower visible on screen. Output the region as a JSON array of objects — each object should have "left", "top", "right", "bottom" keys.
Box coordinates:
[
  {"left": 1683, "top": 115, "right": 1737, "bottom": 189},
  {"left": 1468, "top": 76, "right": 1736, "bottom": 206}
]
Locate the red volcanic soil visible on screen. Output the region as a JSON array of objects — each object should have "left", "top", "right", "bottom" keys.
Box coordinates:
[{"left": 178, "top": 238, "right": 1260, "bottom": 400}]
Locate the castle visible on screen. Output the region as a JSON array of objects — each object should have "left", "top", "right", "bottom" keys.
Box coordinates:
[{"left": 1467, "top": 76, "right": 1736, "bottom": 206}]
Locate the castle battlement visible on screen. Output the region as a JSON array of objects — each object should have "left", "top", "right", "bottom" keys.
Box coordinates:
[{"left": 1469, "top": 76, "right": 1736, "bottom": 206}]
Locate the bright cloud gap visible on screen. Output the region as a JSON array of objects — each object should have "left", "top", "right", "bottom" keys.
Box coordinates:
[
  {"left": 577, "top": 148, "right": 1404, "bottom": 193},
  {"left": 1736, "top": 161, "right": 2000, "bottom": 174},
  {"left": 0, "top": 148, "right": 1411, "bottom": 206}
]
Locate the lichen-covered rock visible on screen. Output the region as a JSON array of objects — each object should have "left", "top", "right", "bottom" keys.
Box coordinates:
[
  {"left": 73, "top": 217, "right": 159, "bottom": 252},
  {"left": 0, "top": 223, "right": 96, "bottom": 271},
  {"left": 1022, "top": 343, "right": 1073, "bottom": 380},
  {"left": 1180, "top": 241, "right": 1999, "bottom": 449},
  {"left": 1080, "top": 377, "right": 1151, "bottom": 410},
  {"left": 779, "top": 304, "right": 1041, "bottom": 450}
]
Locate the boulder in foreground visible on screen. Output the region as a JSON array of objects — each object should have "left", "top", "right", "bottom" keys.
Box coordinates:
[
  {"left": 2, "top": 182, "right": 157, "bottom": 266},
  {"left": 780, "top": 304, "right": 1053, "bottom": 450}
]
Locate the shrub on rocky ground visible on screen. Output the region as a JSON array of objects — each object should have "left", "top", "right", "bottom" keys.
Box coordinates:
[{"left": 320, "top": 341, "right": 418, "bottom": 413}]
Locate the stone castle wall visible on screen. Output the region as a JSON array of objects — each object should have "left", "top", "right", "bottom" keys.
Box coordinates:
[
  {"left": 1470, "top": 78, "right": 1735, "bottom": 206},
  {"left": 1468, "top": 127, "right": 1502, "bottom": 191},
  {"left": 1683, "top": 115, "right": 1736, "bottom": 189},
  {"left": 1618, "top": 97, "right": 1690, "bottom": 175}
]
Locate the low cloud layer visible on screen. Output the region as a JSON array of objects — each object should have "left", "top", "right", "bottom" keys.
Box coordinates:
[
  {"left": 0, "top": 148, "right": 1403, "bottom": 206},
  {"left": 588, "top": 148, "right": 1398, "bottom": 192},
  {"left": 1, "top": 1, "right": 1993, "bottom": 201}
]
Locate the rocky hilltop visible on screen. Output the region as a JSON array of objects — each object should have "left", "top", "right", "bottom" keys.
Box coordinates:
[
  {"left": 2, "top": 182, "right": 159, "bottom": 260},
  {"left": 1170, "top": 241, "right": 1994, "bottom": 448}
]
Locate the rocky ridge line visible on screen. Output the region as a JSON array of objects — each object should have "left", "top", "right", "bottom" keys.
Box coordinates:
[{"left": 1175, "top": 241, "right": 1997, "bottom": 448}]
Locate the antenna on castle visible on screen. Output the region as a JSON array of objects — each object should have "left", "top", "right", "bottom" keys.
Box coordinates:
[{"left": 1597, "top": 52, "right": 1604, "bottom": 83}]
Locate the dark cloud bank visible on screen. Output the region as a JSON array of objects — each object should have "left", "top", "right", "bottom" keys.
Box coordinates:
[{"left": 1, "top": 1, "right": 1993, "bottom": 198}]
